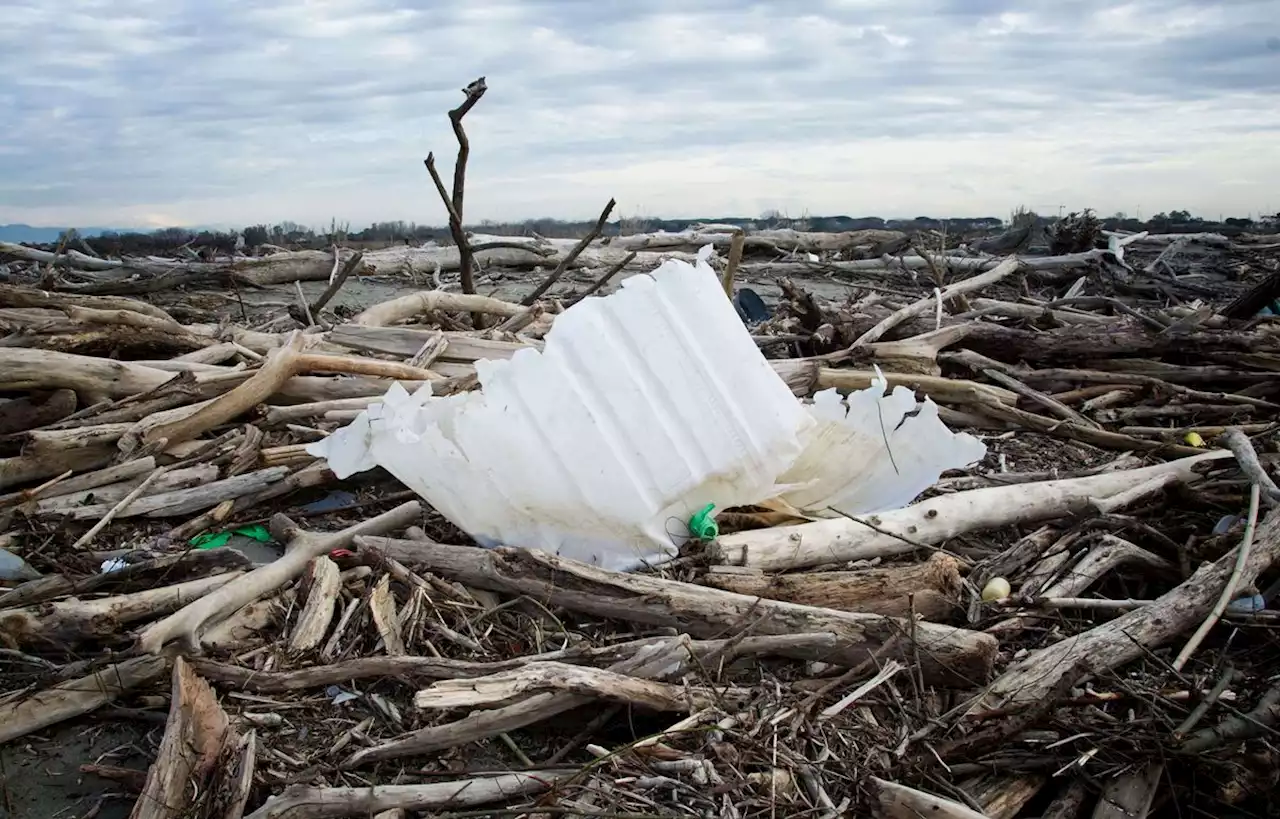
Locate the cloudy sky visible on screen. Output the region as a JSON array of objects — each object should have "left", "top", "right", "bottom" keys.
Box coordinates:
[{"left": 2, "top": 0, "right": 1278, "bottom": 230}]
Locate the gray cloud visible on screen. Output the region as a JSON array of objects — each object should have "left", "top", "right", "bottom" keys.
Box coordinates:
[{"left": 1, "top": 0, "right": 1278, "bottom": 228}]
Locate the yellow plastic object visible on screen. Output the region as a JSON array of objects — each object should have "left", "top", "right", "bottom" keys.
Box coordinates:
[{"left": 982, "top": 577, "right": 1012, "bottom": 602}]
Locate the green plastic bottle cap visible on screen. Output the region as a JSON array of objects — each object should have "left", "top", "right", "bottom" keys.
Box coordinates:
[{"left": 688, "top": 503, "right": 719, "bottom": 540}]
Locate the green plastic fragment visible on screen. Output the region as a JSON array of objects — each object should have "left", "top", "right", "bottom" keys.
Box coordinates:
[
  {"left": 190, "top": 524, "right": 273, "bottom": 551},
  {"left": 688, "top": 503, "right": 719, "bottom": 541}
]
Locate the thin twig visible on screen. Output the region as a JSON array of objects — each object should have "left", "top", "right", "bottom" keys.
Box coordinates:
[
  {"left": 564, "top": 252, "right": 638, "bottom": 307},
  {"left": 293, "top": 280, "right": 315, "bottom": 326},
  {"left": 1171, "top": 483, "right": 1261, "bottom": 672},
  {"left": 70, "top": 466, "right": 170, "bottom": 551},
  {"left": 981, "top": 367, "right": 1101, "bottom": 429},
  {"left": 826, "top": 506, "right": 965, "bottom": 561},
  {"left": 310, "top": 249, "right": 364, "bottom": 315},
  {"left": 1173, "top": 666, "right": 1236, "bottom": 738},
  {"left": 522, "top": 198, "right": 616, "bottom": 306},
  {"left": 1221, "top": 427, "right": 1280, "bottom": 505}
]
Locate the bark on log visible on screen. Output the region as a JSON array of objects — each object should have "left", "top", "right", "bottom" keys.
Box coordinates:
[
  {"left": 16, "top": 421, "right": 134, "bottom": 454},
  {"left": 65, "top": 467, "right": 290, "bottom": 520},
  {"left": 0, "top": 347, "right": 174, "bottom": 399},
  {"left": 754, "top": 247, "right": 1118, "bottom": 278},
  {"left": 368, "top": 573, "right": 405, "bottom": 655},
  {"left": 352, "top": 290, "right": 526, "bottom": 327},
  {"left": 0, "top": 549, "right": 251, "bottom": 612},
  {"left": 201, "top": 592, "right": 295, "bottom": 651},
  {"left": 261, "top": 397, "right": 382, "bottom": 425},
  {"left": 0, "top": 347, "right": 433, "bottom": 406},
  {"left": 355, "top": 538, "right": 997, "bottom": 686},
  {"left": 189, "top": 633, "right": 833, "bottom": 692},
  {"left": 30, "top": 464, "right": 218, "bottom": 517},
  {"left": 224, "top": 729, "right": 257, "bottom": 819},
  {"left": 715, "top": 452, "right": 1230, "bottom": 571},
  {"left": 871, "top": 778, "right": 995, "bottom": 819},
  {"left": 0, "top": 445, "right": 116, "bottom": 491},
  {"left": 363, "top": 239, "right": 694, "bottom": 275},
  {"left": 167, "top": 460, "right": 334, "bottom": 542},
  {"left": 0, "top": 240, "right": 151, "bottom": 271},
  {"left": 3, "top": 325, "right": 212, "bottom": 359},
  {"left": 601, "top": 226, "right": 902, "bottom": 253},
  {"left": 0, "top": 572, "right": 242, "bottom": 647},
  {"left": 1091, "top": 761, "right": 1163, "bottom": 819},
  {"left": 343, "top": 633, "right": 701, "bottom": 766},
  {"left": 957, "top": 322, "right": 1272, "bottom": 369},
  {"left": 701, "top": 553, "right": 963, "bottom": 619},
  {"left": 326, "top": 325, "right": 532, "bottom": 364},
  {"left": 0, "top": 282, "right": 176, "bottom": 321},
  {"left": 413, "top": 660, "right": 738, "bottom": 712},
  {"left": 970, "top": 774, "right": 1047, "bottom": 819}
]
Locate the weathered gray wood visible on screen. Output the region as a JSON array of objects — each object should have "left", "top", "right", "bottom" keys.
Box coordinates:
[{"left": 357, "top": 538, "right": 997, "bottom": 686}]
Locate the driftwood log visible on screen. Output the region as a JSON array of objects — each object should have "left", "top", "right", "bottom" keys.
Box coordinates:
[
  {"left": 355, "top": 538, "right": 998, "bottom": 686},
  {"left": 702, "top": 552, "right": 963, "bottom": 619},
  {"left": 714, "top": 452, "right": 1230, "bottom": 571}
]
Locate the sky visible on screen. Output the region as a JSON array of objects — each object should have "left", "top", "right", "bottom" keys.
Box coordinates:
[{"left": 1, "top": 0, "right": 1279, "bottom": 231}]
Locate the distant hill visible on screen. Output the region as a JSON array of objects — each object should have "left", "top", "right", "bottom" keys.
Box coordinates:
[{"left": 0, "top": 224, "right": 121, "bottom": 243}]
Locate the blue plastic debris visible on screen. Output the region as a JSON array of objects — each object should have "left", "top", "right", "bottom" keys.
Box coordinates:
[
  {"left": 1213, "top": 514, "right": 1240, "bottom": 535},
  {"left": 1228, "top": 594, "right": 1267, "bottom": 614}
]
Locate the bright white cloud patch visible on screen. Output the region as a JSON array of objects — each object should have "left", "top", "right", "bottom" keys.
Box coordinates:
[{"left": 1, "top": 0, "right": 1278, "bottom": 228}]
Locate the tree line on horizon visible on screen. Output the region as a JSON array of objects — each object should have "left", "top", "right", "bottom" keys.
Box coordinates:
[{"left": 22, "top": 208, "right": 1279, "bottom": 257}]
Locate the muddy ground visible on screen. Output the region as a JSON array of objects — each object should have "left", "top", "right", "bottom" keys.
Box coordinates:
[{"left": 0, "top": 720, "right": 154, "bottom": 819}]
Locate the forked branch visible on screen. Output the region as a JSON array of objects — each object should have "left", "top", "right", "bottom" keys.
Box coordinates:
[{"left": 424, "top": 76, "right": 488, "bottom": 326}]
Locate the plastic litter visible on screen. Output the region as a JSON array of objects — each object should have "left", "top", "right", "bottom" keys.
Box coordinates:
[
  {"left": 733, "top": 287, "right": 770, "bottom": 324},
  {"left": 777, "top": 382, "right": 988, "bottom": 517},
  {"left": 326, "top": 685, "right": 359, "bottom": 705},
  {"left": 982, "top": 577, "right": 1011, "bottom": 602},
  {"left": 191, "top": 524, "right": 273, "bottom": 551},
  {"left": 100, "top": 557, "right": 128, "bottom": 573},
  {"left": 1228, "top": 594, "right": 1267, "bottom": 614},
  {"left": 687, "top": 503, "right": 719, "bottom": 541},
  {"left": 308, "top": 248, "right": 985, "bottom": 571},
  {"left": 1213, "top": 514, "right": 1239, "bottom": 535},
  {"left": 301, "top": 490, "right": 358, "bottom": 514},
  {"left": 0, "top": 547, "right": 41, "bottom": 581}
]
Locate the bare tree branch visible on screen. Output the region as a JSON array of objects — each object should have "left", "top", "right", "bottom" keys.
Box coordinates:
[{"left": 522, "top": 198, "right": 616, "bottom": 306}]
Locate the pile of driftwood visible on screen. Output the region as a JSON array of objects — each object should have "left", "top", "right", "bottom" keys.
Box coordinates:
[{"left": 2, "top": 218, "right": 1280, "bottom": 819}]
